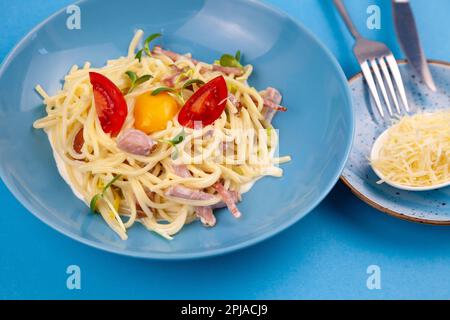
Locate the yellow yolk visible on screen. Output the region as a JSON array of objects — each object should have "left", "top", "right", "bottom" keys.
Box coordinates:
[{"left": 134, "top": 92, "right": 179, "bottom": 134}]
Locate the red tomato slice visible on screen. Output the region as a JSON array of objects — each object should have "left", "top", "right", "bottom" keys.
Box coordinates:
[
  {"left": 178, "top": 76, "right": 228, "bottom": 128},
  {"left": 89, "top": 72, "right": 128, "bottom": 137}
]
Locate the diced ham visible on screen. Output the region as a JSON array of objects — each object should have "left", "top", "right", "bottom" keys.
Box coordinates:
[
  {"left": 117, "top": 129, "right": 156, "bottom": 156},
  {"left": 165, "top": 185, "right": 215, "bottom": 201},
  {"left": 213, "top": 182, "right": 242, "bottom": 218},
  {"left": 212, "top": 65, "right": 244, "bottom": 77},
  {"left": 261, "top": 87, "right": 286, "bottom": 123},
  {"left": 195, "top": 206, "right": 216, "bottom": 227}
]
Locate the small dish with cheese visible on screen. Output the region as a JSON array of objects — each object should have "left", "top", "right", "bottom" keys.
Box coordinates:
[{"left": 371, "top": 110, "right": 450, "bottom": 191}]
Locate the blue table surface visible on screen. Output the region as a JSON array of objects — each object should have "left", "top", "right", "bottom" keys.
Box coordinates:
[{"left": 1, "top": 0, "right": 450, "bottom": 300}]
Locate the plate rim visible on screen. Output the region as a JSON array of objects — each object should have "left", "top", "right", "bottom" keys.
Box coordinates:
[
  {"left": 0, "top": 0, "right": 355, "bottom": 259},
  {"left": 341, "top": 59, "right": 450, "bottom": 226}
]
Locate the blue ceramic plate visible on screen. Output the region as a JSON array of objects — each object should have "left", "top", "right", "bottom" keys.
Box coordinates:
[
  {"left": 342, "top": 60, "right": 450, "bottom": 225},
  {"left": 0, "top": 0, "right": 353, "bottom": 259}
]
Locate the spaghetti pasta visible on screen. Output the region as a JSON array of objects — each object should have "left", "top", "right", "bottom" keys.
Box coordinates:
[{"left": 33, "top": 30, "right": 291, "bottom": 240}]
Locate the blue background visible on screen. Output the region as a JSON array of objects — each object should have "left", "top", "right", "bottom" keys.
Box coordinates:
[{"left": 1, "top": 0, "right": 449, "bottom": 299}]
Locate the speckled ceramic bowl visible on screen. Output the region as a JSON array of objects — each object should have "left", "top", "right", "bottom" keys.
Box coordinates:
[{"left": 342, "top": 60, "right": 450, "bottom": 224}]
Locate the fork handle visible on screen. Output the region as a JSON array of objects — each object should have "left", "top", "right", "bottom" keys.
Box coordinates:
[{"left": 333, "top": 0, "right": 362, "bottom": 39}]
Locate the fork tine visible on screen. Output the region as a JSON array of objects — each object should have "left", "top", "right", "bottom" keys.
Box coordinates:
[
  {"left": 379, "top": 57, "right": 401, "bottom": 114},
  {"left": 386, "top": 54, "right": 410, "bottom": 112},
  {"left": 360, "top": 61, "right": 384, "bottom": 118},
  {"left": 370, "top": 59, "right": 393, "bottom": 116}
]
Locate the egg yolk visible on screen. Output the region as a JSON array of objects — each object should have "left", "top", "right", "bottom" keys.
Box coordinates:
[{"left": 134, "top": 92, "right": 179, "bottom": 134}]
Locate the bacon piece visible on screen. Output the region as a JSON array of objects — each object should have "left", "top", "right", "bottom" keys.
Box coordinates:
[
  {"left": 170, "top": 164, "right": 220, "bottom": 226},
  {"left": 262, "top": 108, "right": 276, "bottom": 123},
  {"left": 160, "top": 65, "right": 182, "bottom": 87},
  {"left": 263, "top": 99, "right": 287, "bottom": 112},
  {"left": 120, "top": 206, "right": 148, "bottom": 219},
  {"left": 153, "top": 46, "right": 181, "bottom": 62},
  {"left": 195, "top": 206, "right": 216, "bottom": 227},
  {"left": 153, "top": 46, "right": 195, "bottom": 87},
  {"left": 202, "top": 129, "right": 215, "bottom": 140},
  {"left": 227, "top": 94, "right": 242, "bottom": 113},
  {"left": 165, "top": 185, "right": 215, "bottom": 201},
  {"left": 263, "top": 87, "right": 282, "bottom": 105},
  {"left": 118, "top": 201, "right": 149, "bottom": 219},
  {"left": 261, "top": 87, "right": 286, "bottom": 123},
  {"left": 73, "top": 128, "right": 84, "bottom": 154},
  {"left": 117, "top": 129, "right": 156, "bottom": 156},
  {"left": 170, "top": 159, "right": 240, "bottom": 213},
  {"left": 172, "top": 164, "right": 241, "bottom": 227},
  {"left": 135, "top": 206, "right": 150, "bottom": 219},
  {"left": 220, "top": 141, "right": 235, "bottom": 157},
  {"left": 211, "top": 190, "right": 240, "bottom": 210},
  {"left": 162, "top": 75, "right": 179, "bottom": 87},
  {"left": 153, "top": 46, "right": 243, "bottom": 77},
  {"left": 119, "top": 190, "right": 156, "bottom": 220},
  {"left": 172, "top": 164, "right": 192, "bottom": 178},
  {"left": 153, "top": 46, "right": 198, "bottom": 64},
  {"left": 228, "top": 93, "right": 238, "bottom": 105},
  {"left": 213, "top": 182, "right": 242, "bottom": 218},
  {"left": 212, "top": 65, "right": 244, "bottom": 77}
]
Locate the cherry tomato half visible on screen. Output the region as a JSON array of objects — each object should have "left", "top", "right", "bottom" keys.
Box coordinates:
[
  {"left": 89, "top": 72, "right": 128, "bottom": 137},
  {"left": 178, "top": 76, "right": 228, "bottom": 128}
]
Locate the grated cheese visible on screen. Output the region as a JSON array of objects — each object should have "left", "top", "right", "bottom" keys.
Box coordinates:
[{"left": 372, "top": 110, "right": 450, "bottom": 187}]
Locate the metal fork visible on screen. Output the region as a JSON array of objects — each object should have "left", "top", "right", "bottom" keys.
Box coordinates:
[{"left": 333, "top": 0, "right": 410, "bottom": 118}]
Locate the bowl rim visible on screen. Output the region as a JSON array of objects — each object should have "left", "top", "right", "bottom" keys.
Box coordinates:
[
  {"left": 341, "top": 59, "right": 450, "bottom": 226},
  {"left": 0, "top": 0, "right": 355, "bottom": 260}
]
